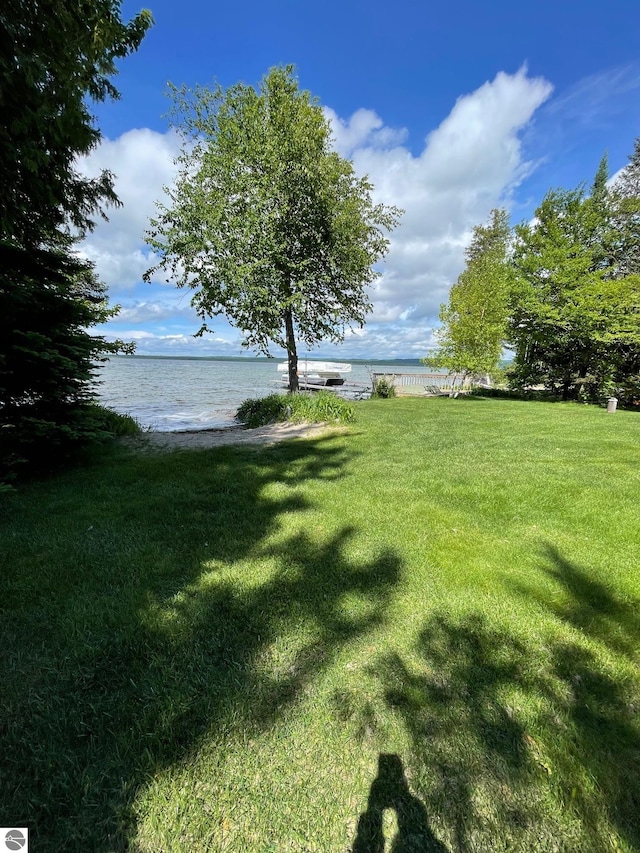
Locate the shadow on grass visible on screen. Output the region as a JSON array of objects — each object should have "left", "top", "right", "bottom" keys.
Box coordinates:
[
  {"left": 520, "top": 544, "right": 640, "bottom": 662},
  {"left": 352, "top": 753, "right": 449, "bottom": 853},
  {"left": 1, "top": 433, "right": 402, "bottom": 851},
  {"left": 370, "top": 546, "right": 640, "bottom": 852}
]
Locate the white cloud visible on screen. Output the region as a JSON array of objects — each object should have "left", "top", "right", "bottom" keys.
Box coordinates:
[
  {"left": 330, "top": 67, "right": 553, "bottom": 325},
  {"left": 324, "top": 107, "right": 408, "bottom": 157},
  {"left": 82, "top": 68, "right": 552, "bottom": 356},
  {"left": 101, "top": 330, "right": 246, "bottom": 357},
  {"left": 76, "top": 128, "right": 182, "bottom": 291},
  {"left": 112, "top": 300, "right": 198, "bottom": 325},
  {"left": 112, "top": 329, "right": 158, "bottom": 340}
]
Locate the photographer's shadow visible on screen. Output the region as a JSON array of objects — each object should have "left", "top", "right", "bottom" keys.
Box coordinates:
[{"left": 352, "top": 754, "right": 448, "bottom": 852}]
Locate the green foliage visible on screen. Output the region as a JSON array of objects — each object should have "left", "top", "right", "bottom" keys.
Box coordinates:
[
  {"left": 85, "top": 404, "right": 142, "bottom": 437},
  {"left": 145, "top": 65, "right": 402, "bottom": 391},
  {"left": 428, "top": 147, "right": 640, "bottom": 405},
  {"left": 0, "top": 1, "right": 150, "bottom": 482},
  {"left": 371, "top": 376, "right": 397, "bottom": 398},
  {"left": 509, "top": 173, "right": 640, "bottom": 401},
  {"left": 236, "top": 391, "right": 354, "bottom": 427},
  {"left": 0, "top": 244, "right": 137, "bottom": 479},
  {"left": 425, "top": 208, "right": 513, "bottom": 378},
  {"left": 291, "top": 391, "right": 355, "bottom": 423},
  {"left": 235, "top": 394, "right": 290, "bottom": 427},
  {"left": 612, "top": 138, "right": 640, "bottom": 277},
  {"left": 0, "top": 0, "right": 153, "bottom": 246}
]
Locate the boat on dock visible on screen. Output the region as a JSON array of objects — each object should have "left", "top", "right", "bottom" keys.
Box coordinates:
[{"left": 277, "top": 360, "right": 352, "bottom": 389}]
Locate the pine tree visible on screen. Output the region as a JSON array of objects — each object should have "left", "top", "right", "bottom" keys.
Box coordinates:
[{"left": 0, "top": 1, "right": 152, "bottom": 480}]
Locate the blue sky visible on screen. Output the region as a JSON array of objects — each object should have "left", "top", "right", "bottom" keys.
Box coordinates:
[{"left": 80, "top": 0, "right": 640, "bottom": 358}]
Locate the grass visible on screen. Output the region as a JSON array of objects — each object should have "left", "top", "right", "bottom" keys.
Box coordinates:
[{"left": 1, "top": 397, "right": 639, "bottom": 852}]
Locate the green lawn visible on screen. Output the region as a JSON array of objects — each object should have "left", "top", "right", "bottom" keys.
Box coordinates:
[{"left": 1, "top": 397, "right": 639, "bottom": 852}]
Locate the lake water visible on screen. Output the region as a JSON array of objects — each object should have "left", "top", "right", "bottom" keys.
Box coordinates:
[{"left": 95, "top": 356, "right": 428, "bottom": 432}]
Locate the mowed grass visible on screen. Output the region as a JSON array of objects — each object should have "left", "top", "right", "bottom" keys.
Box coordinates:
[{"left": 1, "top": 397, "right": 639, "bottom": 852}]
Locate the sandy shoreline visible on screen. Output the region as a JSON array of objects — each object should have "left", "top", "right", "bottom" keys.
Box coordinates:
[{"left": 120, "top": 421, "right": 329, "bottom": 452}]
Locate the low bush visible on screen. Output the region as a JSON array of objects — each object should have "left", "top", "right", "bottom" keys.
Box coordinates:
[
  {"left": 371, "top": 376, "right": 396, "bottom": 398},
  {"left": 84, "top": 404, "right": 142, "bottom": 436},
  {"left": 236, "top": 391, "right": 354, "bottom": 428}
]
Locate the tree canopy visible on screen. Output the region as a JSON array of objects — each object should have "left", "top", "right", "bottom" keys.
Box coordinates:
[
  {"left": 145, "top": 65, "right": 402, "bottom": 391},
  {"left": 611, "top": 139, "right": 640, "bottom": 278},
  {"left": 510, "top": 162, "right": 640, "bottom": 402},
  {"left": 428, "top": 148, "right": 640, "bottom": 406}
]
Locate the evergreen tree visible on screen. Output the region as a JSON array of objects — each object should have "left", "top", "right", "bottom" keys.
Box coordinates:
[
  {"left": 0, "top": 0, "right": 152, "bottom": 247},
  {"left": 0, "top": 1, "right": 152, "bottom": 479},
  {"left": 612, "top": 137, "right": 640, "bottom": 277}
]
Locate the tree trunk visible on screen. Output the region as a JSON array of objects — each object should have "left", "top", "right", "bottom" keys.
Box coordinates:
[
  {"left": 562, "top": 378, "right": 570, "bottom": 401},
  {"left": 284, "top": 307, "right": 299, "bottom": 393}
]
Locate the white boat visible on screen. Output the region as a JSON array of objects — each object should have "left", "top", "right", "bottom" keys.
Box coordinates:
[{"left": 277, "top": 360, "right": 352, "bottom": 387}]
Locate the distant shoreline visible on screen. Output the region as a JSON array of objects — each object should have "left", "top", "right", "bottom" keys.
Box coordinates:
[{"left": 108, "top": 354, "right": 425, "bottom": 366}]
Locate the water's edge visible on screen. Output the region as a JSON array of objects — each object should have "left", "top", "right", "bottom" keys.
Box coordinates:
[{"left": 95, "top": 356, "right": 428, "bottom": 432}]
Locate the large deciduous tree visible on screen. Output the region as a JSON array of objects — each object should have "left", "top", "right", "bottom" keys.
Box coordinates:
[
  {"left": 0, "top": 1, "right": 152, "bottom": 478},
  {"left": 424, "top": 208, "right": 513, "bottom": 382},
  {"left": 509, "top": 163, "right": 640, "bottom": 402},
  {"left": 144, "top": 65, "right": 401, "bottom": 392}
]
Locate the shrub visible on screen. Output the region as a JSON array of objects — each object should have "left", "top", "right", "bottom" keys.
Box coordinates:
[
  {"left": 287, "top": 391, "right": 355, "bottom": 424},
  {"left": 84, "top": 404, "right": 142, "bottom": 437},
  {"left": 236, "top": 392, "right": 354, "bottom": 428},
  {"left": 371, "top": 376, "right": 396, "bottom": 398}
]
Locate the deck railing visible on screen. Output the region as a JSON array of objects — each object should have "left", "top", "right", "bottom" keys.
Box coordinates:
[{"left": 371, "top": 372, "right": 471, "bottom": 395}]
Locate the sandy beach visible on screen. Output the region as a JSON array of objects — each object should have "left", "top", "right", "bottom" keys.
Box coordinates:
[{"left": 121, "top": 421, "right": 329, "bottom": 452}]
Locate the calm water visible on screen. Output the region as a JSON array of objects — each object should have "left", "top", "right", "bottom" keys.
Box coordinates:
[{"left": 95, "top": 357, "right": 428, "bottom": 432}]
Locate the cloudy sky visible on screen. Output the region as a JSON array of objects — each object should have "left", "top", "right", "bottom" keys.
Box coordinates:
[{"left": 80, "top": 0, "right": 640, "bottom": 359}]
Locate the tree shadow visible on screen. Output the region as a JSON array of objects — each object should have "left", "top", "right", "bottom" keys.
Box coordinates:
[
  {"left": 1, "top": 433, "right": 402, "bottom": 851},
  {"left": 514, "top": 543, "right": 640, "bottom": 662},
  {"left": 511, "top": 544, "right": 640, "bottom": 845},
  {"left": 371, "top": 547, "right": 640, "bottom": 851},
  {"left": 352, "top": 753, "right": 449, "bottom": 853},
  {"left": 377, "top": 617, "right": 533, "bottom": 853}
]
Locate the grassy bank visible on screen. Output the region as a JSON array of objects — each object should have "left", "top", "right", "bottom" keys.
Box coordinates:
[{"left": 1, "top": 398, "right": 639, "bottom": 851}]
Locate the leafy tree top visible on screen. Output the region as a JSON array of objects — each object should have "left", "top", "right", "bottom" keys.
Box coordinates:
[
  {"left": 425, "top": 208, "right": 513, "bottom": 377},
  {"left": 145, "top": 66, "right": 401, "bottom": 388},
  {"left": 509, "top": 172, "right": 640, "bottom": 399}
]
